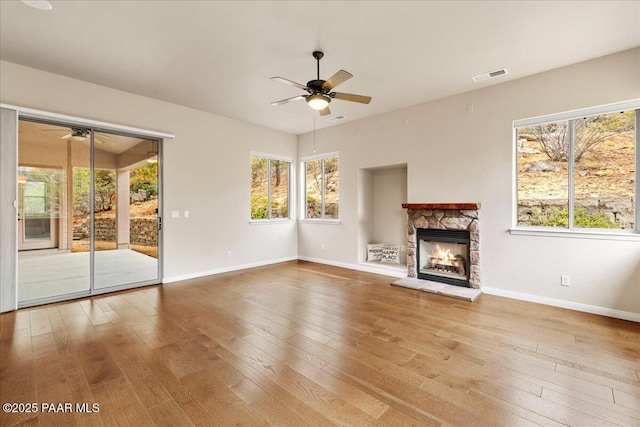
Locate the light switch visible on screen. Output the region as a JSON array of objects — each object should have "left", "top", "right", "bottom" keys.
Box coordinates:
[
  {"left": 184, "top": 211, "right": 189, "bottom": 218},
  {"left": 171, "top": 210, "right": 180, "bottom": 218}
]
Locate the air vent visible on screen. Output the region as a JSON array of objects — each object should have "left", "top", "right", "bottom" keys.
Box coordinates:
[
  {"left": 472, "top": 68, "right": 508, "bottom": 83},
  {"left": 328, "top": 115, "right": 346, "bottom": 122}
]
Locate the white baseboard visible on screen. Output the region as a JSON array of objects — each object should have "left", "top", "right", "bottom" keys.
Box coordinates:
[
  {"left": 162, "top": 256, "right": 298, "bottom": 284},
  {"left": 297, "top": 256, "right": 407, "bottom": 278},
  {"left": 164, "top": 256, "right": 638, "bottom": 323},
  {"left": 482, "top": 287, "right": 640, "bottom": 323}
]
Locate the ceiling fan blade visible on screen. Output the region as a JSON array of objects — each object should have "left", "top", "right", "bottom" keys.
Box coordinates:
[
  {"left": 271, "top": 95, "right": 306, "bottom": 106},
  {"left": 332, "top": 92, "right": 372, "bottom": 104},
  {"left": 319, "top": 106, "right": 331, "bottom": 117},
  {"left": 60, "top": 133, "right": 72, "bottom": 139},
  {"left": 270, "top": 76, "right": 308, "bottom": 91},
  {"left": 323, "top": 70, "right": 352, "bottom": 90}
]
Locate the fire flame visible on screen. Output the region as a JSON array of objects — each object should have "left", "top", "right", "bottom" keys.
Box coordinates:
[{"left": 433, "top": 244, "right": 455, "bottom": 265}]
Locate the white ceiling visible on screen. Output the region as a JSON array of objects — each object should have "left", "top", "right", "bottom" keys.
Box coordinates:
[{"left": 1, "top": 1, "right": 639, "bottom": 135}]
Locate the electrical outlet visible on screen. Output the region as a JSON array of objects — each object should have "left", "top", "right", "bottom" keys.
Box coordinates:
[
  {"left": 184, "top": 210, "right": 189, "bottom": 218},
  {"left": 226, "top": 250, "right": 232, "bottom": 258},
  {"left": 400, "top": 245, "right": 407, "bottom": 252},
  {"left": 171, "top": 210, "right": 179, "bottom": 218},
  {"left": 320, "top": 244, "right": 325, "bottom": 252},
  {"left": 561, "top": 275, "right": 570, "bottom": 286}
]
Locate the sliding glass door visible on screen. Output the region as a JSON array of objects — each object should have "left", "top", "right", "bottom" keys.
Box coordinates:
[
  {"left": 94, "top": 132, "right": 160, "bottom": 290},
  {"left": 17, "top": 121, "right": 91, "bottom": 302},
  {"left": 17, "top": 120, "right": 161, "bottom": 306}
]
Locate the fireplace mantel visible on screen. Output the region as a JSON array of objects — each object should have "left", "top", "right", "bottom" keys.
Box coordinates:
[{"left": 402, "top": 203, "right": 481, "bottom": 210}]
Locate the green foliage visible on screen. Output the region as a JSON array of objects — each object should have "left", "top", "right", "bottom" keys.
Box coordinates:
[
  {"left": 529, "top": 207, "right": 616, "bottom": 228},
  {"left": 251, "top": 156, "right": 268, "bottom": 186},
  {"left": 72, "top": 168, "right": 115, "bottom": 213},
  {"left": 130, "top": 163, "right": 158, "bottom": 195},
  {"left": 94, "top": 169, "right": 115, "bottom": 212},
  {"left": 73, "top": 168, "right": 89, "bottom": 209},
  {"left": 132, "top": 182, "right": 157, "bottom": 196},
  {"left": 306, "top": 195, "right": 321, "bottom": 219},
  {"left": 251, "top": 194, "right": 268, "bottom": 219},
  {"left": 270, "top": 199, "right": 288, "bottom": 219}
]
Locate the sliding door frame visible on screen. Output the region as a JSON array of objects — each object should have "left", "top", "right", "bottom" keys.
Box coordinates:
[{"left": 0, "top": 104, "right": 172, "bottom": 310}]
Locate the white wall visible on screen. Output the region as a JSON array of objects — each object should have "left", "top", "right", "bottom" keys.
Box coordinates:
[
  {"left": 372, "top": 166, "right": 407, "bottom": 264},
  {"left": 356, "top": 165, "right": 407, "bottom": 264},
  {"left": 0, "top": 60, "right": 298, "bottom": 284},
  {"left": 2, "top": 48, "right": 638, "bottom": 318},
  {"left": 298, "top": 48, "right": 640, "bottom": 316}
]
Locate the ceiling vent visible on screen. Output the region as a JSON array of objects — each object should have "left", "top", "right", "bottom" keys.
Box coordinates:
[
  {"left": 328, "top": 115, "right": 346, "bottom": 122},
  {"left": 472, "top": 68, "right": 508, "bottom": 83}
]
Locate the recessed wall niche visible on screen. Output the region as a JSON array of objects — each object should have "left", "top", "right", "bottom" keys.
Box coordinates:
[{"left": 358, "top": 164, "right": 408, "bottom": 271}]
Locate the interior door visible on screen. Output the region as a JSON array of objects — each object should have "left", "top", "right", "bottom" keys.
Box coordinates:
[{"left": 18, "top": 167, "right": 60, "bottom": 251}]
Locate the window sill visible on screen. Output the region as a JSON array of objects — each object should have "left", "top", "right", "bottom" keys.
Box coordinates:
[
  {"left": 509, "top": 227, "right": 640, "bottom": 241},
  {"left": 250, "top": 219, "right": 295, "bottom": 225},
  {"left": 298, "top": 219, "right": 342, "bottom": 225}
]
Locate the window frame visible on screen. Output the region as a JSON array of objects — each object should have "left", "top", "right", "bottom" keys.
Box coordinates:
[
  {"left": 300, "top": 151, "right": 340, "bottom": 223},
  {"left": 249, "top": 151, "right": 292, "bottom": 223},
  {"left": 512, "top": 100, "right": 640, "bottom": 240}
]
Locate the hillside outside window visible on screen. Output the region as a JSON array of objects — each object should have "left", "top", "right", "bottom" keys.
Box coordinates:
[{"left": 515, "top": 101, "right": 638, "bottom": 233}]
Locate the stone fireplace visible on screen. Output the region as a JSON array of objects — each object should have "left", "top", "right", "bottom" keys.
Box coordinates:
[{"left": 402, "top": 203, "right": 480, "bottom": 289}]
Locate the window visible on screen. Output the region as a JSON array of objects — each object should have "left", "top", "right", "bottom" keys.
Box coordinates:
[
  {"left": 250, "top": 153, "right": 290, "bottom": 220},
  {"left": 515, "top": 101, "right": 638, "bottom": 233},
  {"left": 302, "top": 153, "right": 339, "bottom": 220}
]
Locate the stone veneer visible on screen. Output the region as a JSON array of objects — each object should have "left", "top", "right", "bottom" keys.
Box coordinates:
[{"left": 403, "top": 203, "right": 481, "bottom": 289}]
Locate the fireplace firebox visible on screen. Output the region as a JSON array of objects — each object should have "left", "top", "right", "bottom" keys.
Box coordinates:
[{"left": 417, "top": 228, "right": 470, "bottom": 287}]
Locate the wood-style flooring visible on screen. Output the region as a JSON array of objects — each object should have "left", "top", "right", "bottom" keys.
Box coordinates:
[{"left": 1, "top": 260, "right": 639, "bottom": 426}]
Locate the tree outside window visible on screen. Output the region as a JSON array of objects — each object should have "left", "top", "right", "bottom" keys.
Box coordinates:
[
  {"left": 303, "top": 155, "right": 339, "bottom": 220},
  {"left": 516, "top": 107, "right": 637, "bottom": 230},
  {"left": 250, "top": 154, "right": 290, "bottom": 220}
]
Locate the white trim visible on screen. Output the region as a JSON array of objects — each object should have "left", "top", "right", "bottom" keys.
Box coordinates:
[
  {"left": 297, "top": 256, "right": 406, "bottom": 278},
  {"left": 298, "top": 219, "right": 342, "bottom": 225},
  {"left": 513, "top": 99, "right": 640, "bottom": 128},
  {"left": 0, "top": 103, "right": 175, "bottom": 139},
  {"left": 250, "top": 151, "right": 293, "bottom": 163},
  {"left": 299, "top": 151, "right": 339, "bottom": 162},
  {"left": 250, "top": 219, "right": 295, "bottom": 225},
  {"left": 509, "top": 227, "right": 640, "bottom": 241},
  {"left": 161, "top": 257, "right": 639, "bottom": 322},
  {"left": 298, "top": 258, "right": 638, "bottom": 322},
  {"left": 162, "top": 256, "right": 298, "bottom": 283},
  {"left": 482, "top": 287, "right": 640, "bottom": 323}
]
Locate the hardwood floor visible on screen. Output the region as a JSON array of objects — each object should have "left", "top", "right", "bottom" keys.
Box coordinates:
[{"left": 1, "top": 260, "right": 639, "bottom": 426}]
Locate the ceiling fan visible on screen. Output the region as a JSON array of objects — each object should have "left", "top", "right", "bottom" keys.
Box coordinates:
[
  {"left": 43, "top": 127, "right": 110, "bottom": 144},
  {"left": 271, "top": 51, "right": 372, "bottom": 116}
]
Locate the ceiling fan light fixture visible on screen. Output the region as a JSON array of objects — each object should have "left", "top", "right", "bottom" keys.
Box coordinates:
[{"left": 307, "top": 93, "right": 330, "bottom": 111}]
